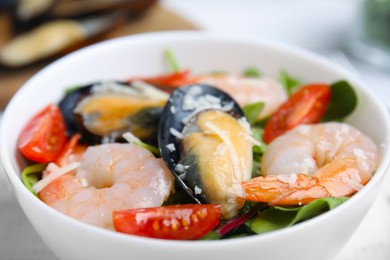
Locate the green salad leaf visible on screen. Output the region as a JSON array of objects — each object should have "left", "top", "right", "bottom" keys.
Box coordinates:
[
  {"left": 279, "top": 70, "right": 301, "bottom": 95},
  {"left": 243, "top": 102, "right": 265, "bottom": 125},
  {"left": 243, "top": 66, "right": 261, "bottom": 78},
  {"left": 164, "top": 48, "right": 180, "bottom": 73},
  {"left": 21, "top": 163, "right": 47, "bottom": 196},
  {"left": 250, "top": 197, "right": 348, "bottom": 234},
  {"left": 322, "top": 81, "right": 358, "bottom": 122}
]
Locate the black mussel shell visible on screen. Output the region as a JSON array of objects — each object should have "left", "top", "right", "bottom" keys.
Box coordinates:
[
  {"left": 158, "top": 84, "right": 245, "bottom": 203},
  {"left": 59, "top": 81, "right": 163, "bottom": 145}
]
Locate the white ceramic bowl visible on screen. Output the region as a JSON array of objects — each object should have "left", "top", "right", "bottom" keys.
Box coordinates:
[{"left": 1, "top": 31, "right": 390, "bottom": 260}]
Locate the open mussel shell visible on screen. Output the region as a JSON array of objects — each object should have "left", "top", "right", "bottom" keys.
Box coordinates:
[
  {"left": 59, "top": 81, "right": 166, "bottom": 145},
  {"left": 158, "top": 84, "right": 247, "bottom": 210}
]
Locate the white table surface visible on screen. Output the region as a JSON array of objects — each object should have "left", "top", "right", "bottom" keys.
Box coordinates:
[{"left": 1, "top": 0, "right": 390, "bottom": 259}]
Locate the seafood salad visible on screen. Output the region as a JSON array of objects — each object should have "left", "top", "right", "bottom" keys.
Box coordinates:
[{"left": 18, "top": 51, "right": 378, "bottom": 240}]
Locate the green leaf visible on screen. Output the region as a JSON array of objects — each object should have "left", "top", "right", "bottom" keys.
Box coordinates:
[
  {"left": 64, "top": 85, "right": 81, "bottom": 94},
  {"left": 21, "top": 164, "right": 47, "bottom": 196},
  {"left": 208, "top": 70, "right": 227, "bottom": 76},
  {"left": 322, "top": 81, "right": 358, "bottom": 122},
  {"left": 243, "top": 102, "right": 265, "bottom": 125},
  {"left": 164, "top": 48, "right": 180, "bottom": 73},
  {"left": 250, "top": 127, "right": 267, "bottom": 155},
  {"left": 250, "top": 207, "right": 297, "bottom": 234},
  {"left": 243, "top": 66, "right": 261, "bottom": 78},
  {"left": 279, "top": 70, "right": 301, "bottom": 95},
  {"left": 201, "top": 230, "right": 220, "bottom": 240},
  {"left": 250, "top": 197, "right": 348, "bottom": 234}
]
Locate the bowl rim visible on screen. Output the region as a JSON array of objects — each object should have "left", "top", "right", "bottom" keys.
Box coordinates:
[{"left": 1, "top": 30, "right": 390, "bottom": 247}]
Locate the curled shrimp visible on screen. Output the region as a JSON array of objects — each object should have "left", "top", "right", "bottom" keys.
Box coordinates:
[
  {"left": 240, "top": 122, "right": 378, "bottom": 205},
  {"left": 197, "top": 75, "right": 287, "bottom": 119},
  {"left": 38, "top": 143, "right": 174, "bottom": 229}
]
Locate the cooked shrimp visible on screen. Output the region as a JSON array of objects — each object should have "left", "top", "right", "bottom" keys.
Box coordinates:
[
  {"left": 240, "top": 122, "right": 378, "bottom": 205},
  {"left": 196, "top": 75, "right": 287, "bottom": 119},
  {"left": 38, "top": 143, "right": 174, "bottom": 229}
]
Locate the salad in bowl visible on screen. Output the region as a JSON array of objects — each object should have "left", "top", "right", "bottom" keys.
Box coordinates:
[{"left": 1, "top": 32, "right": 389, "bottom": 260}]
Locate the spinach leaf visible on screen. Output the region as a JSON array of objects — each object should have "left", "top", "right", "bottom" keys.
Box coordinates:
[
  {"left": 279, "top": 70, "right": 301, "bottom": 95},
  {"left": 250, "top": 197, "right": 348, "bottom": 234},
  {"left": 164, "top": 48, "right": 180, "bottom": 73},
  {"left": 322, "top": 81, "right": 358, "bottom": 122},
  {"left": 243, "top": 102, "right": 265, "bottom": 125},
  {"left": 21, "top": 164, "right": 47, "bottom": 196},
  {"left": 243, "top": 66, "right": 261, "bottom": 78}
]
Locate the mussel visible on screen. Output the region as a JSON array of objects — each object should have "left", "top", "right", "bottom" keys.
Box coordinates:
[
  {"left": 159, "top": 84, "right": 254, "bottom": 219},
  {"left": 59, "top": 80, "right": 168, "bottom": 145}
]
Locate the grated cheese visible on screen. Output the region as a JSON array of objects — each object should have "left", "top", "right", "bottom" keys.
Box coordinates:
[
  {"left": 194, "top": 186, "right": 202, "bottom": 195},
  {"left": 170, "top": 128, "right": 184, "bottom": 139},
  {"left": 289, "top": 173, "right": 298, "bottom": 188},
  {"left": 123, "top": 132, "right": 142, "bottom": 144},
  {"left": 32, "top": 162, "right": 80, "bottom": 193},
  {"left": 170, "top": 105, "right": 176, "bottom": 114},
  {"left": 165, "top": 143, "right": 176, "bottom": 152},
  {"left": 175, "top": 164, "right": 185, "bottom": 174},
  {"left": 204, "top": 121, "right": 242, "bottom": 180}
]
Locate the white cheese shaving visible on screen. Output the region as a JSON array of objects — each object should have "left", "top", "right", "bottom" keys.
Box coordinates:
[
  {"left": 328, "top": 132, "right": 342, "bottom": 158},
  {"left": 131, "top": 80, "right": 169, "bottom": 100},
  {"left": 342, "top": 176, "right": 364, "bottom": 191},
  {"left": 341, "top": 169, "right": 364, "bottom": 191},
  {"left": 289, "top": 173, "right": 298, "bottom": 188},
  {"left": 214, "top": 143, "right": 227, "bottom": 156},
  {"left": 170, "top": 128, "right": 184, "bottom": 139},
  {"left": 170, "top": 105, "right": 176, "bottom": 114},
  {"left": 204, "top": 121, "right": 242, "bottom": 180},
  {"left": 276, "top": 174, "right": 291, "bottom": 184},
  {"left": 90, "top": 80, "right": 169, "bottom": 101},
  {"left": 122, "top": 132, "right": 142, "bottom": 144},
  {"left": 165, "top": 143, "right": 176, "bottom": 152},
  {"left": 194, "top": 186, "right": 202, "bottom": 195},
  {"left": 182, "top": 85, "right": 203, "bottom": 110},
  {"left": 243, "top": 133, "right": 262, "bottom": 147},
  {"left": 175, "top": 164, "right": 185, "bottom": 174},
  {"left": 354, "top": 148, "right": 369, "bottom": 172},
  {"left": 32, "top": 162, "right": 80, "bottom": 193}
]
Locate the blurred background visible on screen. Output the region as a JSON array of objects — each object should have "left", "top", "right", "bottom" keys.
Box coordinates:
[{"left": 0, "top": 0, "right": 389, "bottom": 259}]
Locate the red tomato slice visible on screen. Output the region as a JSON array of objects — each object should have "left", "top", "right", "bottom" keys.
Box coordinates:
[
  {"left": 263, "top": 84, "right": 331, "bottom": 144},
  {"left": 128, "top": 70, "right": 198, "bottom": 92},
  {"left": 113, "top": 204, "right": 221, "bottom": 240},
  {"left": 55, "top": 134, "right": 87, "bottom": 167},
  {"left": 18, "top": 104, "right": 67, "bottom": 163}
]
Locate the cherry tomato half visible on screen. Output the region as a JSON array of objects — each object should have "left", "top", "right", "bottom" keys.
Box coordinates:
[
  {"left": 263, "top": 84, "right": 331, "bottom": 143},
  {"left": 113, "top": 204, "right": 221, "bottom": 240},
  {"left": 128, "top": 70, "right": 198, "bottom": 93},
  {"left": 55, "top": 134, "right": 87, "bottom": 167},
  {"left": 18, "top": 104, "right": 67, "bottom": 163}
]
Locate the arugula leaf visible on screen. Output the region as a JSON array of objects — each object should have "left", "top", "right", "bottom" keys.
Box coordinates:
[
  {"left": 164, "top": 48, "right": 180, "bottom": 73},
  {"left": 250, "top": 197, "right": 348, "bottom": 234},
  {"left": 322, "top": 81, "right": 358, "bottom": 122},
  {"left": 279, "top": 70, "right": 301, "bottom": 95},
  {"left": 21, "top": 164, "right": 47, "bottom": 196},
  {"left": 243, "top": 102, "right": 265, "bottom": 125},
  {"left": 243, "top": 66, "right": 261, "bottom": 78}
]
